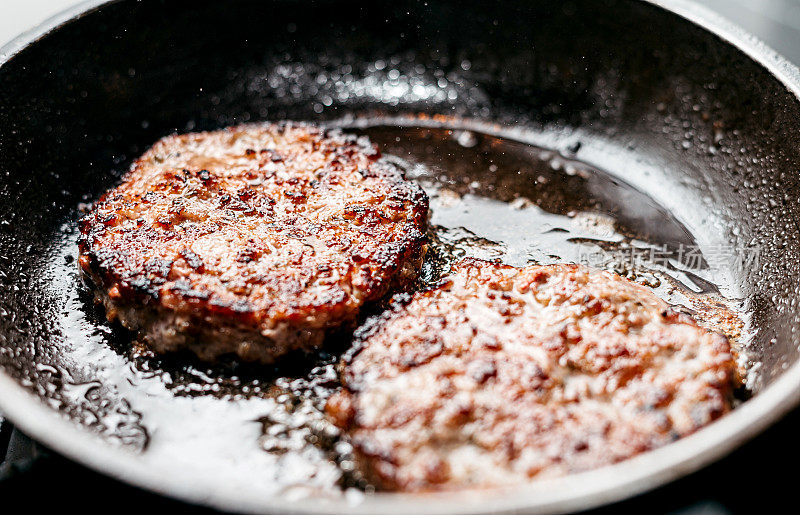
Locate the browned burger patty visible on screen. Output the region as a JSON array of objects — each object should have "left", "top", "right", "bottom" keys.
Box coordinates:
[
  {"left": 327, "top": 259, "right": 736, "bottom": 491},
  {"left": 78, "top": 123, "right": 428, "bottom": 363}
]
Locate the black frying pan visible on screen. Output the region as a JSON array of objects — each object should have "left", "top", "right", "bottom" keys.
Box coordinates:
[{"left": 2, "top": 0, "right": 800, "bottom": 512}]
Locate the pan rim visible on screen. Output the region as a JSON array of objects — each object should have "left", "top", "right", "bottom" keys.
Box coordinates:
[{"left": 1, "top": 0, "right": 799, "bottom": 512}]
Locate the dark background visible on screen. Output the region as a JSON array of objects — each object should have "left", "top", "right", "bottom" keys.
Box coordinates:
[{"left": 1, "top": 0, "right": 798, "bottom": 513}]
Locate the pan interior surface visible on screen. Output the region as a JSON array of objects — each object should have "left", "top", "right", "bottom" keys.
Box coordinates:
[{"left": 1, "top": 0, "right": 800, "bottom": 512}]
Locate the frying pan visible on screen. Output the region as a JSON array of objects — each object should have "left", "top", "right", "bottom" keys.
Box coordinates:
[{"left": 2, "top": 0, "right": 800, "bottom": 512}]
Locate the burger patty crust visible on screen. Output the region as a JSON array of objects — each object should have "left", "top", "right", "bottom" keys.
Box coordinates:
[
  {"left": 327, "top": 259, "right": 736, "bottom": 491},
  {"left": 78, "top": 123, "right": 428, "bottom": 363}
]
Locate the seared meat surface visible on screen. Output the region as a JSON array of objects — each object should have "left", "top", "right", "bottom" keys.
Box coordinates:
[
  {"left": 78, "top": 123, "right": 428, "bottom": 362},
  {"left": 327, "top": 259, "right": 736, "bottom": 491}
]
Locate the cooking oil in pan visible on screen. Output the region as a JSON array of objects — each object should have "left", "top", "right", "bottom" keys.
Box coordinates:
[{"left": 40, "top": 119, "right": 747, "bottom": 498}]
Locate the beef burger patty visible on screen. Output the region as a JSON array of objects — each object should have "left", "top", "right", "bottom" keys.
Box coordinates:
[
  {"left": 327, "top": 259, "right": 736, "bottom": 491},
  {"left": 78, "top": 122, "right": 428, "bottom": 363}
]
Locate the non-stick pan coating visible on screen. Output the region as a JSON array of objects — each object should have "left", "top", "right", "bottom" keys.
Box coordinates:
[{"left": 2, "top": 0, "right": 800, "bottom": 512}]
